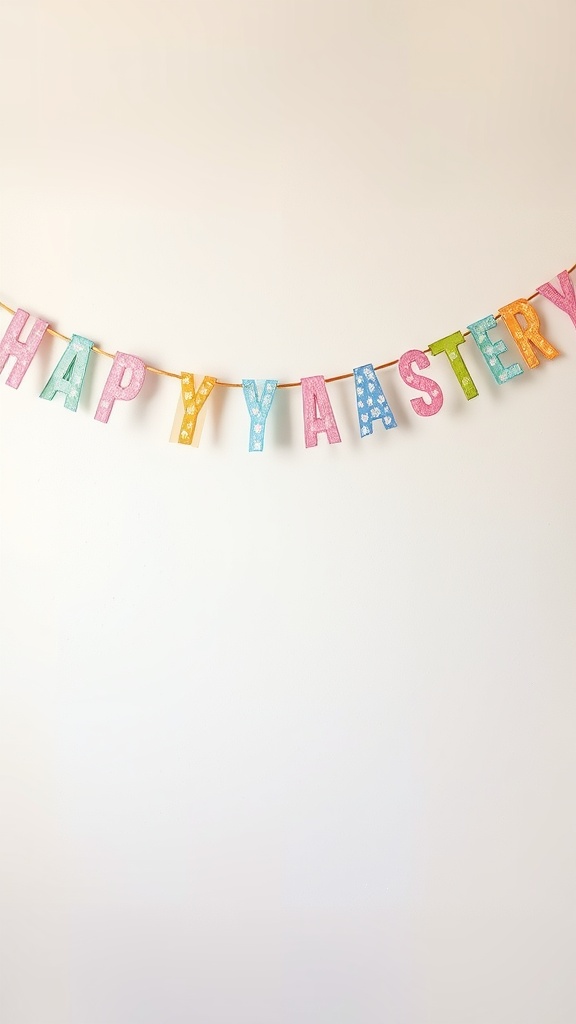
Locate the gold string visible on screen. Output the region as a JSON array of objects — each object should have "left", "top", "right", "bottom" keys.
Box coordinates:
[{"left": 2, "top": 261, "right": 575, "bottom": 389}]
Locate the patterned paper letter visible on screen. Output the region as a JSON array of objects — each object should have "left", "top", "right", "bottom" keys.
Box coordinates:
[
  {"left": 40, "top": 335, "right": 94, "bottom": 411},
  {"left": 300, "top": 375, "right": 341, "bottom": 447},
  {"left": 94, "top": 352, "right": 147, "bottom": 423},
  {"left": 0, "top": 308, "right": 49, "bottom": 388},
  {"left": 498, "top": 299, "right": 559, "bottom": 368},
  {"left": 537, "top": 270, "right": 576, "bottom": 331},
  {"left": 353, "top": 364, "right": 397, "bottom": 437},
  {"left": 397, "top": 349, "right": 443, "bottom": 417},
  {"left": 429, "top": 331, "right": 479, "bottom": 400},
  {"left": 242, "top": 379, "right": 278, "bottom": 451},
  {"left": 467, "top": 315, "right": 523, "bottom": 385},
  {"left": 175, "top": 373, "right": 216, "bottom": 446}
]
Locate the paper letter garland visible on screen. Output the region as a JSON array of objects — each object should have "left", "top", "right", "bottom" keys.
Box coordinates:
[
  {"left": 40, "top": 334, "right": 94, "bottom": 411},
  {"left": 467, "top": 316, "right": 523, "bottom": 385},
  {"left": 242, "top": 379, "right": 278, "bottom": 451},
  {"left": 0, "top": 308, "right": 49, "bottom": 388},
  {"left": 353, "top": 364, "right": 397, "bottom": 437},
  {"left": 300, "top": 375, "right": 341, "bottom": 447},
  {"left": 498, "top": 299, "right": 559, "bottom": 368},
  {"left": 397, "top": 350, "right": 443, "bottom": 416},
  {"left": 1, "top": 259, "right": 575, "bottom": 455},
  {"left": 94, "top": 351, "right": 147, "bottom": 423}
]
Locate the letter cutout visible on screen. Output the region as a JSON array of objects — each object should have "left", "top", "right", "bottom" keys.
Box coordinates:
[
  {"left": 498, "top": 299, "right": 559, "bottom": 368},
  {"left": 467, "top": 315, "right": 522, "bottom": 385},
  {"left": 429, "top": 331, "right": 479, "bottom": 400},
  {"left": 0, "top": 307, "right": 49, "bottom": 388},
  {"left": 40, "top": 335, "right": 94, "bottom": 411},
  {"left": 94, "top": 352, "right": 147, "bottom": 423},
  {"left": 300, "top": 375, "right": 341, "bottom": 447},
  {"left": 537, "top": 270, "right": 576, "bottom": 330},
  {"left": 174, "top": 373, "right": 216, "bottom": 446},
  {"left": 242, "top": 379, "right": 278, "bottom": 451},
  {"left": 397, "top": 349, "right": 443, "bottom": 417},
  {"left": 353, "top": 364, "right": 397, "bottom": 437}
]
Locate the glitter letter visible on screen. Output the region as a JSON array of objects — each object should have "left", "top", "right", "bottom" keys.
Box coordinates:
[
  {"left": 537, "top": 270, "right": 576, "bottom": 331},
  {"left": 0, "top": 308, "right": 49, "bottom": 388},
  {"left": 40, "top": 335, "right": 94, "bottom": 411},
  {"left": 94, "top": 352, "right": 147, "bottom": 423},
  {"left": 467, "top": 315, "right": 523, "bottom": 385},
  {"left": 429, "top": 331, "right": 478, "bottom": 400},
  {"left": 498, "top": 299, "right": 559, "bottom": 368},
  {"left": 397, "top": 349, "right": 443, "bottom": 417},
  {"left": 300, "top": 375, "right": 341, "bottom": 447},
  {"left": 353, "top": 363, "right": 397, "bottom": 437},
  {"left": 242, "top": 379, "right": 278, "bottom": 451},
  {"left": 174, "top": 373, "right": 216, "bottom": 446}
]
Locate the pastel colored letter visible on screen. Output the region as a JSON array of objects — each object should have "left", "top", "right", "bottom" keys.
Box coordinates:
[
  {"left": 242, "top": 379, "right": 278, "bottom": 451},
  {"left": 300, "top": 375, "right": 341, "bottom": 447},
  {"left": 498, "top": 299, "right": 559, "bottom": 368},
  {"left": 40, "top": 335, "right": 94, "bottom": 411},
  {"left": 467, "top": 315, "right": 522, "bottom": 385},
  {"left": 176, "top": 373, "right": 216, "bottom": 446},
  {"left": 397, "top": 349, "right": 443, "bottom": 417},
  {"left": 429, "top": 331, "right": 479, "bottom": 400},
  {"left": 0, "top": 307, "right": 49, "bottom": 388},
  {"left": 353, "top": 364, "right": 397, "bottom": 437},
  {"left": 537, "top": 270, "right": 576, "bottom": 330},
  {"left": 94, "top": 352, "right": 147, "bottom": 423}
]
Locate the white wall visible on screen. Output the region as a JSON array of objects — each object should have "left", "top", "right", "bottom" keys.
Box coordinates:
[{"left": 1, "top": 2, "right": 576, "bottom": 1022}]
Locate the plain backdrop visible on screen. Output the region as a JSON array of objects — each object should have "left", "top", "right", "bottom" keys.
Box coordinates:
[{"left": 1, "top": 1, "right": 576, "bottom": 1022}]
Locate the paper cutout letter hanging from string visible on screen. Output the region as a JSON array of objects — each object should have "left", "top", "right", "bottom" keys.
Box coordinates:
[
  {"left": 40, "top": 335, "right": 94, "bottom": 411},
  {"left": 172, "top": 373, "right": 216, "bottom": 446},
  {"left": 397, "top": 350, "right": 443, "bottom": 416},
  {"left": 353, "top": 364, "right": 397, "bottom": 437},
  {"left": 537, "top": 270, "right": 576, "bottom": 330},
  {"left": 94, "top": 352, "right": 147, "bottom": 423},
  {"left": 0, "top": 308, "right": 49, "bottom": 388},
  {"left": 467, "top": 316, "right": 523, "bottom": 385},
  {"left": 300, "top": 375, "right": 341, "bottom": 447},
  {"left": 429, "top": 332, "right": 479, "bottom": 399},
  {"left": 242, "top": 379, "right": 277, "bottom": 451},
  {"left": 498, "top": 299, "right": 559, "bottom": 368}
]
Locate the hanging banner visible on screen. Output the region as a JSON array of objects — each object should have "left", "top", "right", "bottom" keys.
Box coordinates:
[{"left": 1, "top": 262, "right": 574, "bottom": 453}]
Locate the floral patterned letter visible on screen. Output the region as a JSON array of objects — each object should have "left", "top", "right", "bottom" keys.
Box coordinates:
[{"left": 353, "top": 364, "right": 397, "bottom": 438}]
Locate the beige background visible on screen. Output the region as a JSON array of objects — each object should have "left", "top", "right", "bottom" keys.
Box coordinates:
[{"left": 1, "top": 1, "right": 576, "bottom": 1021}]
